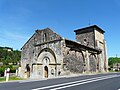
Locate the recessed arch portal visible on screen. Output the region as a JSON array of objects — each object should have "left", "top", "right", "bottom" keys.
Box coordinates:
[
  {"left": 36, "top": 48, "right": 57, "bottom": 78},
  {"left": 38, "top": 48, "right": 56, "bottom": 62}
]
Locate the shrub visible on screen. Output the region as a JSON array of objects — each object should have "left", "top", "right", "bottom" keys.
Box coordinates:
[{"left": 0, "top": 65, "right": 17, "bottom": 77}]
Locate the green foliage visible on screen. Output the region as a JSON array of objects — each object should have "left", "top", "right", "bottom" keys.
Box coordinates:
[
  {"left": 0, "top": 47, "right": 21, "bottom": 76},
  {"left": 0, "top": 48, "right": 21, "bottom": 65},
  {"left": 0, "top": 65, "right": 17, "bottom": 76},
  {"left": 108, "top": 57, "right": 120, "bottom": 68}
]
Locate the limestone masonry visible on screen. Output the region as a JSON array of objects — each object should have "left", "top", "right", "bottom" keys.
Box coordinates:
[{"left": 20, "top": 25, "right": 108, "bottom": 79}]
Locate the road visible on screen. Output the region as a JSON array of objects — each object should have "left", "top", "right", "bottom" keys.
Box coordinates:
[{"left": 0, "top": 72, "right": 120, "bottom": 90}]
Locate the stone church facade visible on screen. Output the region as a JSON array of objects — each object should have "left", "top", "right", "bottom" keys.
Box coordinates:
[{"left": 20, "top": 25, "right": 108, "bottom": 79}]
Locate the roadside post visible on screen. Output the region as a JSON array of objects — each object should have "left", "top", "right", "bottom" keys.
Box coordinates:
[
  {"left": 4, "top": 68, "right": 6, "bottom": 77},
  {"left": 6, "top": 68, "right": 10, "bottom": 82}
]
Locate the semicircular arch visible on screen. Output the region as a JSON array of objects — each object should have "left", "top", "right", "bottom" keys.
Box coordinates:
[{"left": 37, "top": 48, "right": 57, "bottom": 64}]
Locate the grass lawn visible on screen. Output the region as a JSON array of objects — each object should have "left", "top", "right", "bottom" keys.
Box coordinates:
[{"left": 0, "top": 76, "right": 25, "bottom": 82}]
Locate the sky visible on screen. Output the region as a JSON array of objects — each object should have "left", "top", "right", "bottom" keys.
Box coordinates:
[{"left": 0, "top": 0, "right": 120, "bottom": 57}]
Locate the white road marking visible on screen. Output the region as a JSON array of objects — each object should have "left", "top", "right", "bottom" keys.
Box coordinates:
[
  {"left": 31, "top": 75, "right": 111, "bottom": 90},
  {"left": 51, "top": 75, "right": 120, "bottom": 90},
  {"left": 31, "top": 75, "right": 120, "bottom": 90}
]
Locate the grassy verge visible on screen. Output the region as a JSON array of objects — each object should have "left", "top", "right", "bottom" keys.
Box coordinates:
[
  {"left": 0, "top": 77, "right": 5, "bottom": 82},
  {"left": 0, "top": 76, "right": 25, "bottom": 82}
]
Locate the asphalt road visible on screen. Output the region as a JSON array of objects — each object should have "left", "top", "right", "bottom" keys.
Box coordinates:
[{"left": 0, "top": 72, "right": 120, "bottom": 90}]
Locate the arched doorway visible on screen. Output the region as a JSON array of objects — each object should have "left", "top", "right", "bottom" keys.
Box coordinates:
[
  {"left": 44, "top": 66, "right": 48, "bottom": 78},
  {"left": 25, "top": 64, "right": 30, "bottom": 78}
]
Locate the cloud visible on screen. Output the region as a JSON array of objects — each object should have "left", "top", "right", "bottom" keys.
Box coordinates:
[
  {"left": 0, "top": 30, "right": 29, "bottom": 41},
  {"left": 0, "top": 30, "right": 30, "bottom": 50}
]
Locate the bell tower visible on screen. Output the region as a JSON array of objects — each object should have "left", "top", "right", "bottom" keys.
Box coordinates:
[{"left": 74, "top": 25, "right": 108, "bottom": 72}]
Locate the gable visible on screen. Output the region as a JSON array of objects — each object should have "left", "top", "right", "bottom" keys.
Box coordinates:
[{"left": 21, "top": 28, "right": 63, "bottom": 49}]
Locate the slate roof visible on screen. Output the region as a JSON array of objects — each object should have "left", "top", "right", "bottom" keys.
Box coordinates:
[{"left": 74, "top": 25, "right": 105, "bottom": 34}]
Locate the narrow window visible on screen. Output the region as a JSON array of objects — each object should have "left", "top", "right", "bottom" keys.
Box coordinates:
[{"left": 43, "top": 33, "right": 47, "bottom": 42}]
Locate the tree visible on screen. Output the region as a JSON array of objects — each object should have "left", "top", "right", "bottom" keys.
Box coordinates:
[
  {"left": 0, "top": 47, "right": 21, "bottom": 76},
  {"left": 108, "top": 57, "right": 120, "bottom": 68},
  {"left": 0, "top": 48, "right": 21, "bottom": 65}
]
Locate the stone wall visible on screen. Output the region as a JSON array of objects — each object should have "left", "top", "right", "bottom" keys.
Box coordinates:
[
  {"left": 76, "top": 31, "right": 95, "bottom": 48},
  {"left": 89, "top": 54, "right": 97, "bottom": 72},
  {"left": 62, "top": 48, "right": 99, "bottom": 74},
  {"left": 63, "top": 47, "right": 85, "bottom": 74}
]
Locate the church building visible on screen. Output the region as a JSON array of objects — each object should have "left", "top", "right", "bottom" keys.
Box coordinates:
[{"left": 20, "top": 25, "right": 108, "bottom": 79}]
